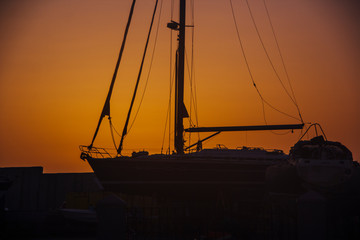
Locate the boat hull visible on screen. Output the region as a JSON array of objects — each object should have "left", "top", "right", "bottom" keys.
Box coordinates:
[{"left": 87, "top": 155, "right": 282, "bottom": 199}]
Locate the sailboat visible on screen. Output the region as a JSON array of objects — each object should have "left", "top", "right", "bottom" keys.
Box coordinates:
[{"left": 80, "top": 0, "right": 304, "bottom": 199}]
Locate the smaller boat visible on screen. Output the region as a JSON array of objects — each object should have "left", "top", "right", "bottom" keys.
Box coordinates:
[{"left": 266, "top": 123, "right": 360, "bottom": 195}]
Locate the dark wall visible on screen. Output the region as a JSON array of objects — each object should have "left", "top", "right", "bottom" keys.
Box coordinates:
[{"left": 0, "top": 167, "right": 102, "bottom": 211}]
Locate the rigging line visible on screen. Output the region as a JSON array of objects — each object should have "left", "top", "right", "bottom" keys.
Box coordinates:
[
  {"left": 118, "top": 0, "right": 159, "bottom": 155},
  {"left": 161, "top": 67, "right": 175, "bottom": 154},
  {"left": 161, "top": 68, "right": 176, "bottom": 155},
  {"left": 161, "top": 60, "right": 176, "bottom": 153},
  {"left": 192, "top": 66, "right": 200, "bottom": 139},
  {"left": 245, "top": 0, "right": 302, "bottom": 122},
  {"left": 185, "top": 2, "right": 200, "bottom": 143},
  {"left": 187, "top": 51, "right": 193, "bottom": 149},
  {"left": 110, "top": 119, "right": 121, "bottom": 137},
  {"left": 88, "top": 0, "right": 137, "bottom": 149},
  {"left": 229, "top": 0, "right": 300, "bottom": 122},
  {"left": 191, "top": 71, "right": 200, "bottom": 128},
  {"left": 262, "top": 0, "right": 303, "bottom": 122},
  {"left": 190, "top": 0, "right": 199, "bottom": 127},
  {"left": 188, "top": 0, "right": 198, "bottom": 147},
  {"left": 128, "top": 0, "right": 164, "bottom": 133},
  {"left": 190, "top": 0, "right": 200, "bottom": 140},
  {"left": 161, "top": 28, "right": 176, "bottom": 154},
  {"left": 108, "top": 117, "right": 118, "bottom": 149},
  {"left": 261, "top": 96, "right": 267, "bottom": 124},
  {"left": 184, "top": 4, "right": 194, "bottom": 145},
  {"left": 244, "top": 0, "right": 297, "bottom": 107},
  {"left": 185, "top": 52, "right": 199, "bottom": 144},
  {"left": 262, "top": 93, "right": 300, "bottom": 121},
  {"left": 185, "top": 53, "right": 193, "bottom": 110},
  {"left": 187, "top": 118, "right": 198, "bottom": 129},
  {"left": 184, "top": 51, "right": 195, "bottom": 144},
  {"left": 270, "top": 129, "right": 292, "bottom": 135},
  {"left": 161, "top": 101, "right": 170, "bottom": 153},
  {"left": 260, "top": 100, "right": 291, "bottom": 135}
]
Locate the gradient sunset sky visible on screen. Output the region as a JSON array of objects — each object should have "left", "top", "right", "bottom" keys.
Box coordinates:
[{"left": 0, "top": 0, "right": 359, "bottom": 172}]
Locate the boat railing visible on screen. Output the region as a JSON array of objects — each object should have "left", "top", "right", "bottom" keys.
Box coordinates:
[
  {"left": 79, "top": 145, "right": 114, "bottom": 159},
  {"left": 235, "top": 146, "right": 284, "bottom": 154}
]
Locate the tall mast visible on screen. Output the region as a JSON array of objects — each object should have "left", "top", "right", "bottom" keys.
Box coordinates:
[{"left": 174, "top": 0, "right": 186, "bottom": 154}]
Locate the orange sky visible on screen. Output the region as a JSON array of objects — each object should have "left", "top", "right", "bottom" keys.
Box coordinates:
[{"left": 0, "top": 0, "right": 359, "bottom": 173}]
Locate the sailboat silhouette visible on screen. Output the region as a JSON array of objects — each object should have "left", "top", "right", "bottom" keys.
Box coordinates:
[{"left": 80, "top": 0, "right": 304, "bottom": 199}]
